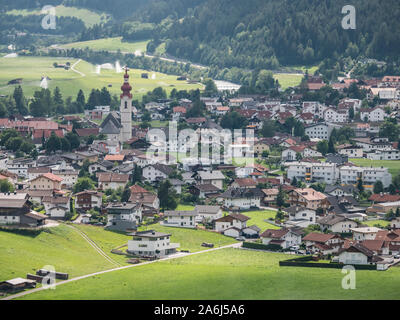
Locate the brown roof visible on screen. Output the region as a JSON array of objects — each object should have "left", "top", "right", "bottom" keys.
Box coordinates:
[
  {"left": 75, "top": 128, "right": 99, "bottom": 137},
  {"left": 215, "top": 213, "right": 250, "bottom": 223},
  {"left": 97, "top": 173, "right": 129, "bottom": 183},
  {"left": 302, "top": 232, "right": 337, "bottom": 243},
  {"left": 261, "top": 229, "right": 289, "bottom": 239},
  {"left": 369, "top": 194, "right": 400, "bottom": 203},
  {"left": 233, "top": 178, "right": 257, "bottom": 188},
  {"left": 104, "top": 154, "right": 125, "bottom": 162}
]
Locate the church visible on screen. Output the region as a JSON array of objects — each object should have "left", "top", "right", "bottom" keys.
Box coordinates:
[{"left": 100, "top": 68, "right": 133, "bottom": 144}]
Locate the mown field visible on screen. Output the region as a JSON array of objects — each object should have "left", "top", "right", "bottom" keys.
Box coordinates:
[
  {"left": 243, "top": 210, "right": 279, "bottom": 231},
  {"left": 350, "top": 158, "right": 400, "bottom": 177},
  {"left": 273, "top": 73, "right": 303, "bottom": 90},
  {"left": 18, "top": 248, "right": 400, "bottom": 300},
  {"left": 363, "top": 219, "right": 390, "bottom": 227},
  {"left": 138, "top": 222, "right": 237, "bottom": 252},
  {"left": 0, "top": 56, "right": 203, "bottom": 99},
  {"left": 59, "top": 37, "right": 149, "bottom": 54},
  {"left": 0, "top": 225, "right": 116, "bottom": 282},
  {"left": 6, "top": 5, "right": 110, "bottom": 27}
]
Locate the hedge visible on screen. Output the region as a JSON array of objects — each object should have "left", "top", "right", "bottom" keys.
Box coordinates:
[
  {"left": 279, "top": 256, "right": 376, "bottom": 270},
  {"left": 242, "top": 242, "right": 281, "bottom": 251}
]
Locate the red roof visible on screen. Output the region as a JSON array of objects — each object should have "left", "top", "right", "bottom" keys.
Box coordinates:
[
  {"left": 104, "top": 154, "right": 125, "bottom": 162},
  {"left": 33, "top": 129, "right": 64, "bottom": 139},
  {"left": 173, "top": 106, "right": 186, "bottom": 114},
  {"left": 75, "top": 128, "right": 100, "bottom": 137},
  {"left": 369, "top": 194, "right": 400, "bottom": 203},
  {"left": 130, "top": 185, "right": 149, "bottom": 194},
  {"left": 41, "top": 172, "right": 63, "bottom": 182}
]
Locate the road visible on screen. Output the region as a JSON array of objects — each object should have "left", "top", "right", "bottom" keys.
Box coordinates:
[
  {"left": 2, "top": 242, "right": 241, "bottom": 300},
  {"left": 70, "top": 59, "right": 85, "bottom": 77}
]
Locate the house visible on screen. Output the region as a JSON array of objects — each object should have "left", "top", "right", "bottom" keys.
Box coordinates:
[
  {"left": 42, "top": 195, "right": 70, "bottom": 218},
  {"left": 302, "top": 232, "right": 343, "bottom": 254},
  {"left": 129, "top": 185, "right": 159, "bottom": 209},
  {"left": 29, "top": 173, "right": 63, "bottom": 191},
  {"left": 104, "top": 154, "right": 125, "bottom": 163},
  {"left": 7, "top": 158, "right": 36, "bottom": 178},
  {"left": 0, "top": 193, "right": 46, "bottom": 227},
  {"left": 142, "top": 164, "right": 174, "bottom": 183},
  {"left": 189, "top": 184, "right": 221, "bottom": 199},
  {"left": 338, "top": 145, "right": 364, "bottom": 158},
  {"left": 169, "top": 179, "right": 184, "bottom": 194},
  {"left": 317, "top": 215, "right": 358, "bottom": 233},
  {"left": 231, "top": 178, "right": 257, "bottom": 189},
  {"left": 288, "top": 188, "right": 327, "bottom": 211},
  {"left": 325, "top": 195, "right": 360, "bottom": 215},
  {"left": 324, "top": 185, "right": 355, "bottom": 197},
  {"left": 260, "top": 228, "right": 303, "bottom": 249},
  {"left": 351, "top": 227, "right": 382, "bottom": 241},
  {"left": 286, "top": 162, "right": 338, "bottom": 185},
  {"left": 162, "top": 210, "right": 197, "bottom": 228},
  {"left": 127, "top": 230, "right": 180, "bottom": 258},
  {"left": 97, "top": 173, "right": 129, "bottom": 190},
  {"left": 51, "top": 168, "right": 79, "bottom": 189},
  {"left": 262, "top": 189, "right": 279, "bottom": 206},
  {"left": 105, "top": 202, "right": 143, "bottom": 232},
  {"left": 360, "top": 107, "right": 386, "bottom": 122},
  {"left": 242, "top": 225, "right": 261, "bottom": 238},
  {"left": 214, "top": 213, "right": 250, "bottom": 235},
  {"left": 88, "top": 160, "right": 114, "bottom": 175},
  {"left": 305, "top": 123, "right": 333, "bottom": 140},
  {"left": 337, "top": 243, "right": 383, "bottom": 265},
  {"left": 27, "top": 167, "right": 51, "bottom": 181},
  {"left": 74, "top": 190, "right": 103, "bottom": 211},
  {"left": 194, "top": 205, "right": 223, "bottom": 223},
  {"left": 194, "top": 170, "right": 225, "bottom": 190},
  {"left": 220, "top": 187, "right": 264, "bottom": 210},
  {"left": 283, "top": 206, "right": 316, "bottom": 228},
  {"left": 339, "top": 165, "right": 392, "bottom": 189}
]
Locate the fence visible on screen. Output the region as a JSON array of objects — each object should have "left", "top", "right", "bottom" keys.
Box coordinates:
[{"left": 279, "top": 256, "right": 376, "bottom": 270}]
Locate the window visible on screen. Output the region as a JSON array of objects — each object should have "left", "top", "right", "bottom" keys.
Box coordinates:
[{"left": 125, "top": 101, "right": 128, "bottom": 109}]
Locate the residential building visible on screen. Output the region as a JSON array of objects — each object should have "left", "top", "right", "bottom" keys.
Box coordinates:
[
  {"left": 260, "top": 228, "right": 303, "bottom": 249},
  {"left": 339, "top": 166, "right": 392, "bottom": 188},
  {"left": 29, "top": 173, "right": 63, "bottom": 191},
  {"left": 220, "top": 188, "right": 264, "bottom": 210},
  {"left": 194, "top": 205, "right": 223, "bottom": 223},
  {"left": 286, "top": 162, "right": 338, "bottom": 184},
  {"left": 317, "top": 215, "right": 358, "bottom": 233},
  {"left": 288, "top": 188, "right": 328, "bottom": 211},
  {"left": 74, "top": 190, "right": 103, "bottom": 211},
  {"left": 127, "top": 230, "right": 180, "bottom": 257},
  {"left": 162, "top": 210, "right": 197, "bottom": 228}
]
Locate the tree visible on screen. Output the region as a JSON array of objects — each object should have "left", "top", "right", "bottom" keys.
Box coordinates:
[
  {"left": 203, "top": 79, "right": 218, "bottom": 96},
  {"left": 76, "top": 89, "right": 85, "bottom": 110},
  {"left": 131, "top": 164, "right": 142, "bottom": 184},
  {"left": 157, "top": 179, "right": 178, "bottom": 211},
  {"left": 276, "top": 186, "right": 286, "bottom": 208},
  {"left": 13, "top": 86, "right": 28, "bottom": 115},
  {"left": 328, "top": 136, "right": 336, "bottom": 154},
  {"left": 73, "top": 177, "right": 95, "bottom": 193},
  {"left": 65, "top": 132, "right": 80, "bottom": 150},
  {"left": 45, "top": 132, "right": 61, "bottom": 154},
  {"left": 291, "top": 177, "right": 298, "bottom": 187},
  {"left": 0, "top": 179, "right": 14, "bottom": 193},
  {"left": 53, "top": 87, "right": 64, "bottom": 114},
  {"left": 357, "top": 178, "right": 364, "bottom": 193},
  {"left": 317, "top": 140, "right": 329, "bottom": 155},
  {"left": 260, "top": 120, "right": 276, "bottom": 137},
  {"left": 275, "top": 209, "right": 284, "bottom": 222},
  {"left": 121, "top": 184, "right": 131, "bottom": 202},
  {"left": 373, "top": 180, "right": 384, "bottom": 194}
]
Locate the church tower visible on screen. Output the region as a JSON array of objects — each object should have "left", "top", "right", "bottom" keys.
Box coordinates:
[{"left": 120, "top": 67, "right": 133, "bottom": 142}]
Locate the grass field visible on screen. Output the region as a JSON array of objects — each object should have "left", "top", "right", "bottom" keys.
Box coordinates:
[
  {"left": 18, "top": 248, "right": 400, "bottom": 300},
  {"left": 243, "top": 210, "right": 279, "bottom": 231},
  {"left": 59, "top": 37, "right": 149, "bottom": 54},
  {"left": 0, "top": 56, "right": 203, "bottom": 99},
  {"left": 0, "top": 225, "right": 117, "bottom": 282},
  {"left": 7, "top": 5, "right": 109, "bottom": 27},
  {"left": 273, "top": 73, "right": 303, "bottom": 89},
  {"left": 350, "top": 158, "right": 400, "bottom": 177},
  {"left": 138, "top": 222, "right": 237, "bottom": 252},
  {"left": 363, "top": 219, "right": 390, "bottom": 227}
]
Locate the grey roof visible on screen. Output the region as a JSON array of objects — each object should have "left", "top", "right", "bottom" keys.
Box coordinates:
[
  {"left": 150, "top": 164, "right": 174, "bottom": 176},
  {"left": 197, "top": 170, "right": 225, "bottom": 181},
  {"left": 326, "top": 196, "right": 359, "bottom": 214},
  {"left": 164, "top": 210, "right": 196, "bottom": 217},
  {"left": 317, "top": 214, "right": 347, "bottom": 226},
  {"left": 325, "top": 184, "right": 355, "bottom": 194},
  {"left": 128, "top": 230, "right": 171, "bottom": 238},
  {"left": 100, "top": 112, "right": 122, "bottom": 134},
  {"left": 169, "top": 179, "right": 184, "bottom": 186},
  {"left": 195, "top": 205, "right": 221, "bottom": 214},
  {"left": 220, "top": 187, "right": 264, "bottom": 199}
]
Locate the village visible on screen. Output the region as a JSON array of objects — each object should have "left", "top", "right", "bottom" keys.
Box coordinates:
[{"left": 2, "top": 69, "right": 400, "bottom": 294}]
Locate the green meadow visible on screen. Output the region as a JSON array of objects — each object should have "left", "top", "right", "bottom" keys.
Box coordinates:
[
  {"left": 244, "top": 210, "right": 279, "bottom": 231},
  {"left": 18, "top": 248, "right": 400, "bottom": 300},
  {"left": 0, "top": 225, "right": 116, "bottom": 282},
  {"left": 273, "top": 73, "right": 303, "bottom": 89},
  {"left": 0, "top": 56, "right": 203, "bottom": 99},
  {"left": 7, "top": 5, "right": 110, "bottom": 27},
  {"left": 350, "top": 158, "right": 400, "bottom": 177},
  {"left": 59, "top": 37, "right": 149, "bottom": 54}
]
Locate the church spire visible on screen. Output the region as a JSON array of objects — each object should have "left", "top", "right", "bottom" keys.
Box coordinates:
[{"left": 121, "top": 66, "right": 132, "bottom": 99}]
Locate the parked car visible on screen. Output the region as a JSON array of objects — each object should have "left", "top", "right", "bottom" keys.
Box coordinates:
[{"left": 235, "top": 236, "right": 246, "bottom": 241}]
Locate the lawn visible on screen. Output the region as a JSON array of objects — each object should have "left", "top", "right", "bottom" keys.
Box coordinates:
[
  {"left": 138, "top": 222, "right": 237, "bottom": 252},
  {"left": 7, "top": 5, "right": 110, "bottom": 27},
  {"left": 0, "top": 56, "right": 203, "bottom": 99},
  {"left": 18, "top": 248, "right": 400, "bottom": 300},
  {"left": 0, "top": 225, "right": 116, "bottom": 282},
  {"left": 363, "top": 220, "right": 390, "bottom": 227},
  {"left": 350, "top": 158, "right": 400, "bottom": 177},
  {"left": 243, "top": 210, "right": 279, "bottom": 231},
  {"left": 72, "top": 224, "right": 132, "bottom": 265},
  {"left": 59, "top": 37, "right": 149, "bottom": 54},
  {"left": 273, "top": 73, "right": 303, "bottom": 89}
]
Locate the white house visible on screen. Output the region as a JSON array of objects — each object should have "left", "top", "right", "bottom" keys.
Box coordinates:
[
  {"left": 284, "top": 206, "right": 316, "bottom": 228},
  {"left": 106, "top": 202, "right": 143, "bottom": 229},
  {"left": 338, "top": 243, "right": 382, "bottom": 265},
  {"left": 286, "top": 161, "right": 338, "bottom": 184},
  {"left": 260, "top": 228, "right": 303, "bottom": 249},
  {"left": 220, "top": 188, "right": 264, "bottom": 210},
  {"left": 194, "top": 205, "right": 223, "bottom": 223},
  {"left": 317, "top": 215, "right": 358, "bottom": 233},
  {"left": 127, "top": 230, "right": 180, "bottom": 257},
  {"left": 339, "top": 166, "right": 392, "bottom": 189},
  {"left": 360, "top": 107, "right": 386, "bottom": 122},
  {"left": 214, "top": 213, "right": 250, "bottom": 233},
  {"left": 162, "top": 210, "right": 197, "bottom": 228},
  {"left": 351, "top": 227, "right": 382, "bottom": 241},
  {"left": 142, "top": 164, "right": 174, "bottom": 183},
  {"left": 305, "top": 123, "right": 333, "bottom": 140},
  {"left": 323, "top": 108, "right": 349, "bottom": 123}
]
